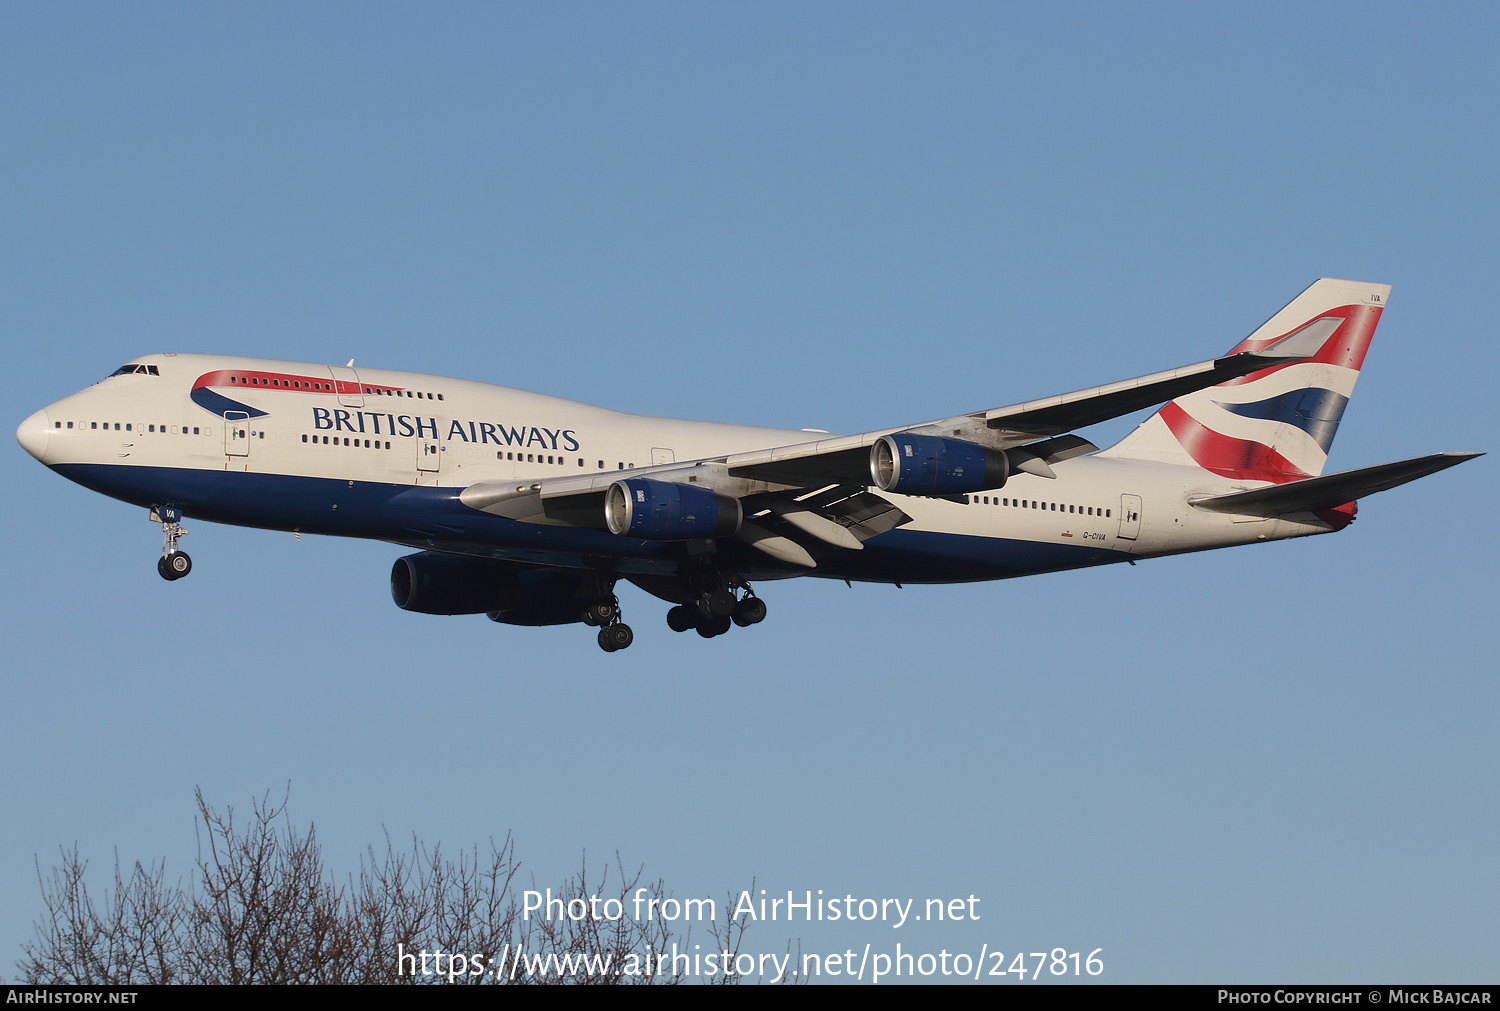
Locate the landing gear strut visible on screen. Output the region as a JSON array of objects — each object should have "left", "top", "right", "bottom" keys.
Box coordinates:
[
  {"left": 153, "top": 506, "right": 192, "bottom": 581},
  {"left": 584, "top": 587, "right": 633, "bottom": 652}
]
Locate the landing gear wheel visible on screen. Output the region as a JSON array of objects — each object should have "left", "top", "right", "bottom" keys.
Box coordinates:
[
  {"left": 732, "top": 595, "right": 766, "bottom": 627},
  {"left": 161, "top": 551, "right": 191, "bottom": 580},
  {"left": 696, "top": 615, "right": 732, "bottom": 638},
  {"left": 582, "top": 598, "right": 617, "bottom": 627},
  {"left": 666, "top": 604, "right": 697, "bottom": 633},
  {"left": 597, "top": 623, "right": 633, "bottom": 652}
]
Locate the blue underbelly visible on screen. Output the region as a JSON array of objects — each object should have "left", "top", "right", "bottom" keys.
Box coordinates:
[{"left": 51, "top": 463, "right": 1129, "bottom": 583}]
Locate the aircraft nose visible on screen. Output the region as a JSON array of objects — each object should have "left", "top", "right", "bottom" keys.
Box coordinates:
[{"left": 16, "top": 409, "right": 50, "bottom": 462}]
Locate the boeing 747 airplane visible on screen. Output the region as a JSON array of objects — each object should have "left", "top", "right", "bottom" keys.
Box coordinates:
[{"left": 15, "top": 279, "right": 1480, "bottom": 651}]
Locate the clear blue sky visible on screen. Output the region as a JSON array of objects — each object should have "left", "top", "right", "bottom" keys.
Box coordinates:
[{"left": 2, "top": 2, "right": 1495, "bottom": 983}]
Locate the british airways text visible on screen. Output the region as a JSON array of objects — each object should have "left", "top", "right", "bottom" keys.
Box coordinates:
[{"left": 311, "top": 408, "right": 579, "bottom": 450}]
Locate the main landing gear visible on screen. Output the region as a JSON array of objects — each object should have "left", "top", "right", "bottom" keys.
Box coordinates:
[
  {"left": 664, "top": 571, "right": 767, "bottom": 639},
  {"left": 152, "top": 506, "right": 192, "bottom": 582},
  {"left": 582, "top": 588, "right": 634, "bottom": 653}
]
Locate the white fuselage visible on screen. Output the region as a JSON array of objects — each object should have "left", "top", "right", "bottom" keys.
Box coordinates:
[{"left": 19, "top": 353, "right": 1340, "bottom": 585}]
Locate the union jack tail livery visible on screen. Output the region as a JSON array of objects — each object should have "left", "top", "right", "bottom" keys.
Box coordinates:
[{"left": 1100, "top": 278, "right": 1389, "bottom": 483}]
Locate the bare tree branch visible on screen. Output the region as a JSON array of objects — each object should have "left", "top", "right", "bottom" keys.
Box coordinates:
[{"left": 17, "top": 789, "right": 797, "bottom": 985}]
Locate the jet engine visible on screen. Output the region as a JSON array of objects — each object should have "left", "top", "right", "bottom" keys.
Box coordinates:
[
  {"left": 870, "top": 434, "right": 1010, "bottom": 496},
  {"left": 605, "top": 479, "right": 742, "bottom": 540},
  {"left": 391, "top": 552, "right": 585, "bottom": 617}
]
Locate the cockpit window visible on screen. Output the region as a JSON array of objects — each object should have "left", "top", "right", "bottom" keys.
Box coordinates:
[{"left": 108, "top": 364, "right": 158, "bottom": 377}]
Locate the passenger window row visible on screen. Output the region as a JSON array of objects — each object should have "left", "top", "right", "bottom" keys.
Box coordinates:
[
  {"left": 304, "top": 435, "right": 393, "bottom": 449},
  {"left": 231, "top": 376, "right": 327, "bottom": 389},
  {"left": 221, "top": 374, "right": 446, "bottom": 402},
  {"left": 55, "top": 421, "right": 205, "bottom": 435},
  {"left": 967, "top": 494, "right": 1111, "bottom": 518},
  {"left": 224, "top": 376, "right": 445, "bottom": 401},
  {"left": 369, "top": 387, "right": 442, "bottom": 400},
  {"left": 493, "top": 452, "right": 590, "bottom": 466},
  {"left": 494, "top": 453, "right": 637, "bottom": 470}
]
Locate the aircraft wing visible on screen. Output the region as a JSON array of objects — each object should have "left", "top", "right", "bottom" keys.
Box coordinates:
[
  {"left": 721, "top": 316, "right": 1334, "bottom": 485},
  {"left": 465, "top": 321, "right": 1333, "bottom": 511}
]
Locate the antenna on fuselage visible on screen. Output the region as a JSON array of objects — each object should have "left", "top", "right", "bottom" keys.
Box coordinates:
[{"left": 346, "top": 359, "right": 355, "bottom": 367}]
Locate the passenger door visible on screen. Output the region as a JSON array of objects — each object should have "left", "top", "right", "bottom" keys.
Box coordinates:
[
  {"left": 225, "top": 412, "right": 250, "bottom": 457},
  {"left": 1118, "top": 494, "right": 1142, "bottom": 540}
]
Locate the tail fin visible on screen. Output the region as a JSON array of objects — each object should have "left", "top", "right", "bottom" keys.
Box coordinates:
[{"left": 1098, "top": 278, "right": 1390, "bottom": 482}]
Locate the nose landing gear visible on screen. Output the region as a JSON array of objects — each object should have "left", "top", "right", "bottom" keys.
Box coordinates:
[{"left": 152, "top": 506, "right": 192, "bottom": 581}]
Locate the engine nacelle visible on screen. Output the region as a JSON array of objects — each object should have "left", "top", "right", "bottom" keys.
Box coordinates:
[
  {"left": 391, "top": 552, "right": 584, "bottom": 616},
  {"left": 870, "top": 434, "right": 1010, "bottom": 496},
  {"left": 605, "top": 479, "right": 742, "bottom": 540},
  {"left": 487, "top": 603, "right": 590, "bottom": 626}
]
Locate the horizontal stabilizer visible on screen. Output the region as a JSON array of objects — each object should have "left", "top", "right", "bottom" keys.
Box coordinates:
[{"left": 1190, "top": 452, "right": 1482, "bottom": 516}]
